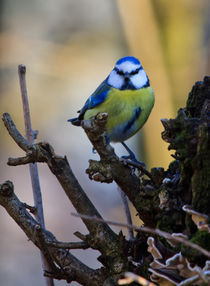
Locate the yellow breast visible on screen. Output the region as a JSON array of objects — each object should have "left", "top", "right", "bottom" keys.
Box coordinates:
[{"left": 84, "top": 86, "right": 155, "bottom": 142}]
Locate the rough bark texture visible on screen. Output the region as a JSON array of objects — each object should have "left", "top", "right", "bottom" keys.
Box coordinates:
[{"left": 1, "top": 76, "right": 210, "bottom": 285}]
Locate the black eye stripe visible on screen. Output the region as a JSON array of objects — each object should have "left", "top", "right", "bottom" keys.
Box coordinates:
[
  {"left": 118, "top": 71, "right": 124, "bottom": 76},
  {"left": 114, "top": 66, "right": 141, "bottom": 76},
  {"left": 114, "top": 68, "right": 124, "bottom": 76},
  {"left": 130, "top": 67, "right": 141, "bottom": 75}
]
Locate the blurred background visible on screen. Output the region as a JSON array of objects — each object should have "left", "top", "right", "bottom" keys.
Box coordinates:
[{"left": 0, "top": 0, "right": 209, "bottom": 285}]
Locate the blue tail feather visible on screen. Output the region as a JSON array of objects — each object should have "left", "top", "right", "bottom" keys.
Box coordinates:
[{"left": 68, "top": 118, "right": 81, "bottom": 126}]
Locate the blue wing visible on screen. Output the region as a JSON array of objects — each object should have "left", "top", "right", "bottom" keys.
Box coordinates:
[
  {"left": 68, "top": 80, "right": 110, "bottom": 125},
  {"left": 79, "top": 80, "right": 110, "bottom": 117}
]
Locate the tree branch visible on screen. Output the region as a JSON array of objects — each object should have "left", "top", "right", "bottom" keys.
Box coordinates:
[
  {"left": 0, "top": 181, "right": 107, "bottom": 285},
  {"left": 82, "top": 114, "right": 141, "bottom": 206},
  {"left": 18, "top": 64, "right": 52, "bottom": 285},
  {"left": 46, "top": 240, "right": 89, "bottom": 250},
  {"left": 2, "top": 112, "right": 128, "bottom": 273},
  {"left": 81, "top": 113, "right": 161, "bottom": 227},
  {"left": 2, "top": 112, "right": 32, "bottom": 152}
]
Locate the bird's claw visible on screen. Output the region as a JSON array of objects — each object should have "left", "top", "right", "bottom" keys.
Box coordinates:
[{"left": 121, "top": 156, "right": 146, "bottom": 168}]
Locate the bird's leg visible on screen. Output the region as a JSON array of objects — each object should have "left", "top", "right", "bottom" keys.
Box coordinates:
[
  {"left": 121, "top": 142, "right": 136, "bottom": 160},
  {"left": 121, "top": 141, "right": 146, "bottom": 168}
]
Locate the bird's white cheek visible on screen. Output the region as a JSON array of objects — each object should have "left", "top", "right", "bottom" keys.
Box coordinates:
[
  {"left": 131, "top": 70, "right": 148, "bottom": 89},
  {"left": 107, "top": 71, "right": 124, "bottom": 89}
]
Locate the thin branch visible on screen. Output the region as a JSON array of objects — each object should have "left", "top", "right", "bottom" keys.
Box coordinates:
[
  {"left": 18, "top": 65, "right": 53, "bottom": 286},
  {"left": 22, "top": 202, "right": 36, "bottom": 213},
  {"left": 18, "top": 64, "right": 45, "bottom": 226},
  {"left": 74, "top": 231, "right": 87, "bottom": 241},
  {"left": 2, "top": 112, "right": 32, "bottom": 151},
  {"left": 118, "top": 186, "right": 134, "bottom": 240},
  {"left": 46, "top": 240, "right": 89, "bottom": 249},
  {"left": 7, "top": 154, "right": 36, "bottom": 166},
  {"left": 18, "top": 65, "right": 33, "bottom": 143},
  {"left": 71, "top": 213, "right": 210, "bottom": 259}
]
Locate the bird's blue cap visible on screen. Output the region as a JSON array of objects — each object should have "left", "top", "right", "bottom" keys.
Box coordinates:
[{"left": 116, "top": 56, "right": 140, "bottom": 65}]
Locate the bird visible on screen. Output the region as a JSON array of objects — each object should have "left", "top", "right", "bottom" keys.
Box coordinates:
[{"left": 68, "top": 56, "right": 155, "bottom": 162}]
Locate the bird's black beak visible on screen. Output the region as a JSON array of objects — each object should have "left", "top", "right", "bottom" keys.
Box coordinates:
[{"left": 124, "top": 76, "right": 129, "bottom": 82}]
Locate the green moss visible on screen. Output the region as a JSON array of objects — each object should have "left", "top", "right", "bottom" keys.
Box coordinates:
[
  {"left": 150, "top": 167, "right": 165, "bottom": 186},
  {"left": 181, "top": 231, "right": 210, "bottom": 266},
  {"left": 185, "top": 214, "right": 197, "bottom": 234},
  {"left": 156, "top": 211, "right": 184, "bottom": 233},
  {"left": 168, "top": 160, "right": 180, "bottom": 174},
  {"left": 156, "top": 214, "right": 174, "bottom": 233},
  {"left": 191, "top": 123, "right": 210, "bottom": 214},
  {"left": 190, "top": 231, "right": 210, "bottom": 250}
]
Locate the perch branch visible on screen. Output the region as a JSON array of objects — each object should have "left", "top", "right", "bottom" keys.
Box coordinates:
[
  {"left": 82, "top": 114, "right": 161, "bottom": 226},
  {"left": 81, "top": 114, "right": 142, "bottom": 207}
]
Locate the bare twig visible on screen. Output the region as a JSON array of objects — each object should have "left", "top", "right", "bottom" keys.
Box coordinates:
[
  {"left": 118, "top": 186, "right": 134, "bottom": 240},
  {"left": 22, "top": 202, "right": 36, "bottom": 213},
  {"left": 71, "top": 213, "right": 210, "bottom": 259},
  {"left": 74, "top": 231, "right": 87, "bottom": 241},
  {"left": 7, "top": 154, "right": 36, "bottom": 166},
  {"left": 18, "top": 65, "right": 45, "bottom": 226},
  {"left": 18, "top": 65, "right": 53, "bottom": 286},
  {"left": 2, "top": 112, "right": 32, "bottom": 151},
  {"left": 46, "top": 240, "right": 89, "bottom": 249}
]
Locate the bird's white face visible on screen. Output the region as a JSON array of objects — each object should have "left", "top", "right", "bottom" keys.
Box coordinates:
[{"left": 107, "top": 59, "right": 149, "bottom": 90}]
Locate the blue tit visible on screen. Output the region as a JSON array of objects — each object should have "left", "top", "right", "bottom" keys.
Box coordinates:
[{"left": 68, "top": 56, "right": 155, "bottom": 161}]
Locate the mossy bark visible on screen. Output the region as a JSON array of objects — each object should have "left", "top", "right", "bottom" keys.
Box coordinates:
[{"left": 159, "top": 77, "right": 210, "bottom": 257}]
